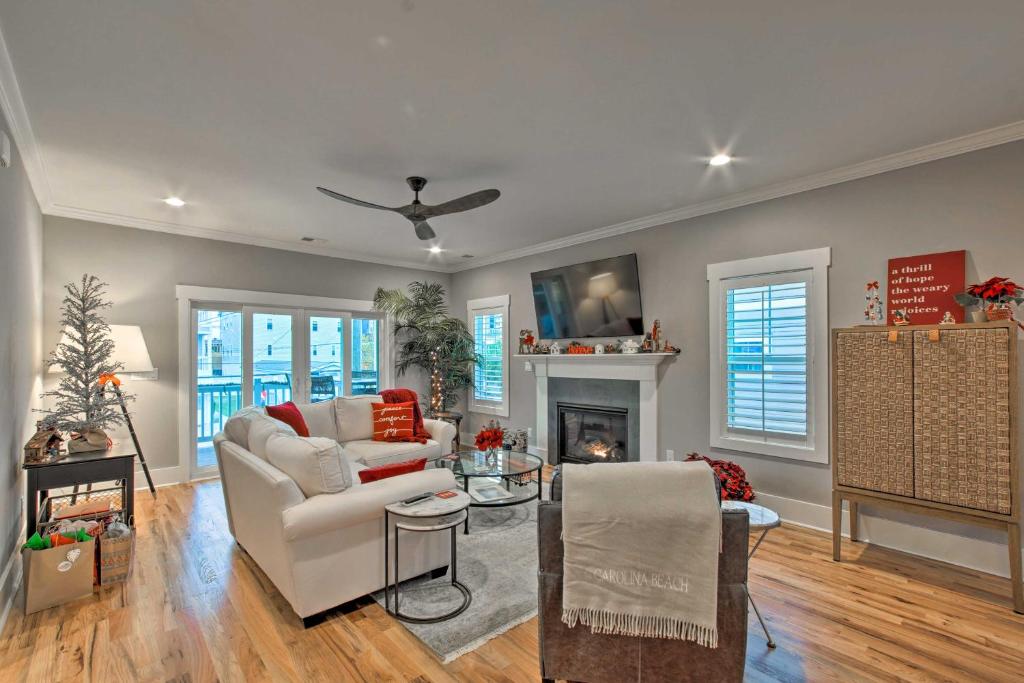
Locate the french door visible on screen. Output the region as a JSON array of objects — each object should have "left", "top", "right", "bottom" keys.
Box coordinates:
[{"left": 190, "top": 303, "right": 383, "bottom": 478}]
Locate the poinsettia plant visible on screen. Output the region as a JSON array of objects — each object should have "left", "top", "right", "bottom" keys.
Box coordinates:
[
  {"left": 686, "top": 453, "right": 755, "bottom": 502},
  {"left": 474, "top": 422, "right": 505, "bottom": 451},
  {"left": 955, "top": 277, "right": 1024, "bottom": 308}
]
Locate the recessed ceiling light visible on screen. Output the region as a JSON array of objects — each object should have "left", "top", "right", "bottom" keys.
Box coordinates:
[
  {"left": 429, "top": 245, "right": 443, "bottom": 254},
  {"left": 164, "top": 196, "right": 186, "bottom": 207},
  {"left": 708, "top": 154, "right": 732, "bottom": 167}
]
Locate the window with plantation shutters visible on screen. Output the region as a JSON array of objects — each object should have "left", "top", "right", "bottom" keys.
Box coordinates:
[
  {"left": 707, "top": 248, "right": 831, "bottom": 464},
  {"left": 468, "top": 295, "right": 510, "bottom": 417}
]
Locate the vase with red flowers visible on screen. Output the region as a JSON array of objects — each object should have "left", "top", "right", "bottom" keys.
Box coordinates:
[
  {"left": 474, "top": 420, "right": 505, "bottom": 466},
  {"left": 685, "top": 453, "right": 755, "bottom": 502},
  {"left": 955, "top": 277, "right": 1024, "bottom": 323}
]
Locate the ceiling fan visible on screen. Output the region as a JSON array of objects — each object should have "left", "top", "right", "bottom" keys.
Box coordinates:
[{"left": 316, "top": 176, "right": 500, "bottom": 241}]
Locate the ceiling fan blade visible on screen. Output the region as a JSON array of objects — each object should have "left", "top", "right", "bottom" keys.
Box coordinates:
[
  {"left": 316, "top": 186, "right": 398, "bottom": 212},
  {"left": 420, "top": 189, "right": 500, "bottom": 217},
  {"left": 414, "top": 221, "right": 437, "bottom": 241}
]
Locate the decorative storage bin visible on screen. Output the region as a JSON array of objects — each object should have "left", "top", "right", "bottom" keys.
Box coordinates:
[{"left": 832, "top": 321, "right": 1020, "bottom": 612}]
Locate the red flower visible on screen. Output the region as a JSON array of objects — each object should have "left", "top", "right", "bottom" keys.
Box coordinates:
[
  {"left": 474, "top": 426, "right": 504, "bottom": 451},
  {"left": 967, "top": 277, "right": 1023, "bottom": 303},
  {"left": 685, "top": 453, "right": 755, "bottom": 502}
]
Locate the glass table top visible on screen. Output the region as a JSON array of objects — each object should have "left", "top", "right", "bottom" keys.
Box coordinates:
[{"left": 446, "top": 450, "right": 544, "bottom": 478}]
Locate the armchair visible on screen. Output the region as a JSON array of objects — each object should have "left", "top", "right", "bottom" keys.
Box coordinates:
[{"left": 538, "top": 469, "right": 750, "bottom": 683}]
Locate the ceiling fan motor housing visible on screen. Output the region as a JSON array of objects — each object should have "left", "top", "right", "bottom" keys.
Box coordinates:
[{"left": 406, "top": 176, "right": 427, "bottom": 192}]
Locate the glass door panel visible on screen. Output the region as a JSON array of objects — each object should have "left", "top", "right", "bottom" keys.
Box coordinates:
[
  {"left": 352, "top": 318, "right": 381, "bottom": 395},
  {"left": 309, "top": 314, "right": 347, "bottom": 402},
  {"left": 194, "top": 309, "right": 242, "bottom": 472},
  {"left": 251, "top": 311, "right": 295, "bottom": 407}
]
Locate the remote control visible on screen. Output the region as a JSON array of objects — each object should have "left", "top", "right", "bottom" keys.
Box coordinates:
[{"left": 400, "top": 492, "right": 433, "bottom": 506}]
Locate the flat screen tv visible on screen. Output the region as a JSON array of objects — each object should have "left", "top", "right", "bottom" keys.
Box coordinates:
[{"left": 530, "top": 253, "right": 644, "bottom": 339}]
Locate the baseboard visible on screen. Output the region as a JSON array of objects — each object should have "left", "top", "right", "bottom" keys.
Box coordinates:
[
  {"left": 756, "top": 490, "right": 1023, "bottom": 579},
  {"left": 135, "top": 464, "right": 187, "bottom": 490},
  {"left": 0, "top": 525, "right": 26, "bottom": 637}
]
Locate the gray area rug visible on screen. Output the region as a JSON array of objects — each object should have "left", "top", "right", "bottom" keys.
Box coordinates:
[{"left": 373, "top": 499, "right": 539, "bottom": 663}]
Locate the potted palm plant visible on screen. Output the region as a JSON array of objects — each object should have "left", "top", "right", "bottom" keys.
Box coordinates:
[{"left": 374, "top": 281, "right": 477, "bottom": 414}]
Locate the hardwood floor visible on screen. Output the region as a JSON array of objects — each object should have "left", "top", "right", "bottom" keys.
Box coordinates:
[{"left": 3, "top": 480, "right": 1024, "bottom": 682}]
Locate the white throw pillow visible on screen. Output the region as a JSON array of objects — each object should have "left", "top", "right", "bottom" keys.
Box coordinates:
[
  {"left": 334, "top": 395, "right": 381, "bottom": 442},
  {"left": 247, "top": 415, "right": 298, "bottom": 461},
  {"left": 222, "top": 406, "right": 266, "bottom": 449},
  {"left": 296, "top": 400, "right": 338, "bottom": 441},
  {"left": 266, "top": 433, "right": 351, "bottom": 497}
]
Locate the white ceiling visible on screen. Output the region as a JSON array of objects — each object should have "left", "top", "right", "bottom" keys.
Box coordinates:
[{"left": 2, "top": 1, "right": 1023, "bottom": 272}]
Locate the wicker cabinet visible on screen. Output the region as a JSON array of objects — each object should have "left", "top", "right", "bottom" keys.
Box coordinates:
[{"left": 832, "top": 322, "right": 1021, "bottom": 612}]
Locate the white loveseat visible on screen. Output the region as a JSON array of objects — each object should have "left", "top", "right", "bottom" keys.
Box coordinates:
[{"left": 213, "top": 396, "right": 458, "bottom": 621}]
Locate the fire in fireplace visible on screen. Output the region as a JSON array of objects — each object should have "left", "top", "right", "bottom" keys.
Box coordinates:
[{"left": 557, "top": 402, "right": 628, "bottom": 464}]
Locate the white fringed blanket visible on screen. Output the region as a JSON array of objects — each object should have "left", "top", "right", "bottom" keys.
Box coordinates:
[{"left": 561, "top": 461, "right": 721, "bottom": 647}]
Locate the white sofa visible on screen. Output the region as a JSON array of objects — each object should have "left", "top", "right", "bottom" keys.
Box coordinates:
[{"left": 213, "top": 396, "right": 459, "bottom": 621}]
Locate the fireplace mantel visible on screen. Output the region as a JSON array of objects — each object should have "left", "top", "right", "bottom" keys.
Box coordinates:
[{"left": 516, "top": 352, "right": 676, "bottom": 462}]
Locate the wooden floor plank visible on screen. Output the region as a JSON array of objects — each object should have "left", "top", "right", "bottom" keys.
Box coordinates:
[{"left": 3, "top": 480, "right": 1024, "bottom": 682}]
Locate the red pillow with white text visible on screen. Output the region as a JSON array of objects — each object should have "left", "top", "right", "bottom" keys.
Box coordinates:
[
  {"left": 371, "top": 401, "right": 426, "bottom": 443},
  {"left": 358, "top": 457, "right": 427, "bottom": 484},
  {"left": 265, "top": 401, "right": 310, "bottom": 437}
]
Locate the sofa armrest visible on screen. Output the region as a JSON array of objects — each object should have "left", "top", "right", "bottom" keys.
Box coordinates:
[
  {"left": 282, "top": 467, "right": 458, "bottom": 541},
  {"left": 423, "top": 418, "right": 456, "bottom": 456}
]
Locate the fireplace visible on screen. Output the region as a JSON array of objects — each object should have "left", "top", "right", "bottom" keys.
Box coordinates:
[{"left": 557, "top": 402, "right": 628, "bottom": 464}]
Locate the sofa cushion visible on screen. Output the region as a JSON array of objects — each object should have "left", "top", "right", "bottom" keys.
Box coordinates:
[
  {"left": 248, "top": 415, "right": 298, "bottom": 461},
  {"left": 265, "top": 433, "right": 351, "bottom": 497},
  {"left": 266, "top": 401, "right": 310, "bottom": 437},
  {"left": 343, "top": 438, "right": 442, "bottom": 467},
  {"left": 295, "top": 400, "right": 338, "bottom": 441},
  {"left": 371, "top": 401, "right": 418, "bottom": 442},
  {"left": 222, "top": 406, "right": 266, "bottom": 449},
  {"left": 358, "top": 457, "right": 427, "bottom": 484},
  {"left": 334, "top": 395, "right": 381, "bottom": 442}
]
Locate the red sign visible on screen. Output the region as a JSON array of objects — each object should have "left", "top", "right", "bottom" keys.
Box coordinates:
[{"left": 887, "top": 250, "right": 966, "bottom": 325}]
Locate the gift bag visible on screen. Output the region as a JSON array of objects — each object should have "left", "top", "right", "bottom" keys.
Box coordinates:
[
  {"left": 98, "top": 528, "right": 135, "bottom": 586},
  {"left": 22, "top": 537, "right": 95, "bottom": 614}
]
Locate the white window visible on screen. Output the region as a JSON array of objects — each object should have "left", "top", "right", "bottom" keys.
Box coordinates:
[
  {"left": 468, "top": 294, "right": 510, "bottom": 417},
  {"left": 707, "top": 248, "right": 830, "bottom": 463}
]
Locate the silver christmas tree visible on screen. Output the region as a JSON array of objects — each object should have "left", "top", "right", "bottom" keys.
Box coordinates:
[{"left": 41, "top": 275, "right": 128, "bottom": 433}]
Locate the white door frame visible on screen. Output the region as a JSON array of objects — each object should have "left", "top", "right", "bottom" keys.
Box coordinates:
[{"left": 176, "top": 286, "right": 392, "bottom": 482}]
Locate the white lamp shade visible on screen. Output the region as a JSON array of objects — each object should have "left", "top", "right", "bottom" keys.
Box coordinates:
[{"left": 50, "top": 324, "right": 154, "bottom": 374}]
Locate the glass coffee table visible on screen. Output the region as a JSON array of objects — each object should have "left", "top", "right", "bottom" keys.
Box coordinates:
[{"left": 436, "top": 449, "right": 545, "bottom": 534}]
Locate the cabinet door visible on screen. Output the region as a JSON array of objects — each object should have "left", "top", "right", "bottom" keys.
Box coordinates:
[
  {"left": 834, "top": 330, "right": 915, "bottom": 496},
  {"left": 913, "top": 328, "right": 1011, "bottom": 514}
]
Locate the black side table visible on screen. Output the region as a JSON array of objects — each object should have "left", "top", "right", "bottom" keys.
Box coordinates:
[
  {"left": 22, "top": 441, "right": 137, "bottom": 538},
  {"left": 430, "top": 411, "right": 463, "bottom": 451}
]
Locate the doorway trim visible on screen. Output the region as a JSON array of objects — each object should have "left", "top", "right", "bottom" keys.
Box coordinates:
[{"left": 176, "top": 286, "right": 392, "bottom": 482}]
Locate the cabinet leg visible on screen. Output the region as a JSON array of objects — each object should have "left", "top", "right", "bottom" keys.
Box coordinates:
[
  {"left": 1009, "top": 522, "right": 1023, "bottom": 614},
  {"left": 849, "top": 501, "right": 859, "bottom": 542},
  {"left": 832, "top": 491, "right": 842, "bottom": 562}
]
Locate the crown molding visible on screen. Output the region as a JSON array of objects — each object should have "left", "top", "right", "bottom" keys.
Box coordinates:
[
  {"left": 46, "top": 203, "right": 451, "bottom": 273},
  {"left": 448, "top": 119, "right": 1024, "bottom": 272},
  {"left": 0, "top": 17, "right": 52, "bottom": 208}
]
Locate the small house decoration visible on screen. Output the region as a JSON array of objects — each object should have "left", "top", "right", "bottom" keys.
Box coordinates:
[
  {"left": 23, "top": 422, "right": 65, "bottom": 465},
  {"left": 864, "top": 281, "right": 883, "bottom": 324},
  {"left": 518, "top": 329, "right": 535, "bottom": 354}
]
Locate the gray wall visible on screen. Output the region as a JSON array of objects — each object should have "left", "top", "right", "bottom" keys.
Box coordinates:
[
  {"left": 42, "top": 216, "right": 451, "bottom": 472},
  {"left": 0, "top": 111, "right": 43, "bottom": 623},
  {"left": 450, "top": 140, "right": 1024, "bottom": 513}
]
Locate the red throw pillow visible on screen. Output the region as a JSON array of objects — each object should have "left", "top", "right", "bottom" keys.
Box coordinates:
[
  {"left": 358, "top": 457, "right": 427, "bottom": 484},
  {"left": 372, "top": 401, "right": 417, "bottom": 442},
  {"left": 265, "top": 401, "right": 310, "bottom": 437}
]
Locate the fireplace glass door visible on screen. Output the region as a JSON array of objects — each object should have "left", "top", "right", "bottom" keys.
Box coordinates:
[{"left": 557, "top": 403, "right": 628, "bottom": 464}]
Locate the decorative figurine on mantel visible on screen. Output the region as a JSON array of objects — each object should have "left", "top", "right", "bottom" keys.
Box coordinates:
[
  {"left": 650, "top": 319, "right": 662, "bottom": 351},
  {"left": 864, "top": 281, "right": 883, "bottom": 324},
  {"left": 892, "top": 309, "right": 911, "bottom": 326},
  {"left": 940, "top": 311, "right": 957, "bottom": 325},
  {"left": 518, "top": 329, "right": 535, "bottom": 354}
]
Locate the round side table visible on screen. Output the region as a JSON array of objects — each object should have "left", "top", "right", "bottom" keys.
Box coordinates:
[
  {"left": 384, "top": 490, "right": 472, "bottom": 623},
  {"left": 723, "top": 500, "right": 781, "bottom": 648}
]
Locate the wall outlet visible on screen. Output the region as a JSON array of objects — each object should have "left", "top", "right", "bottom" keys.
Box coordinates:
[{"left": 665, "top": 449, "right": 676, "bottom": 461}]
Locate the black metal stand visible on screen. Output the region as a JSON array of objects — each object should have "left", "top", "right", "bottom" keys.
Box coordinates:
[{"left": 107, "top": 381, "right": 156, "bottom": 497}]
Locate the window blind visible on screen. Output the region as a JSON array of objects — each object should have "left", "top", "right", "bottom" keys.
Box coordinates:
[
  {"left": 474, "top": 312, "right": 504, "bottom": 403},
  {"left": 725, "top": 280, "right": 808, "bottom": 437}
]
